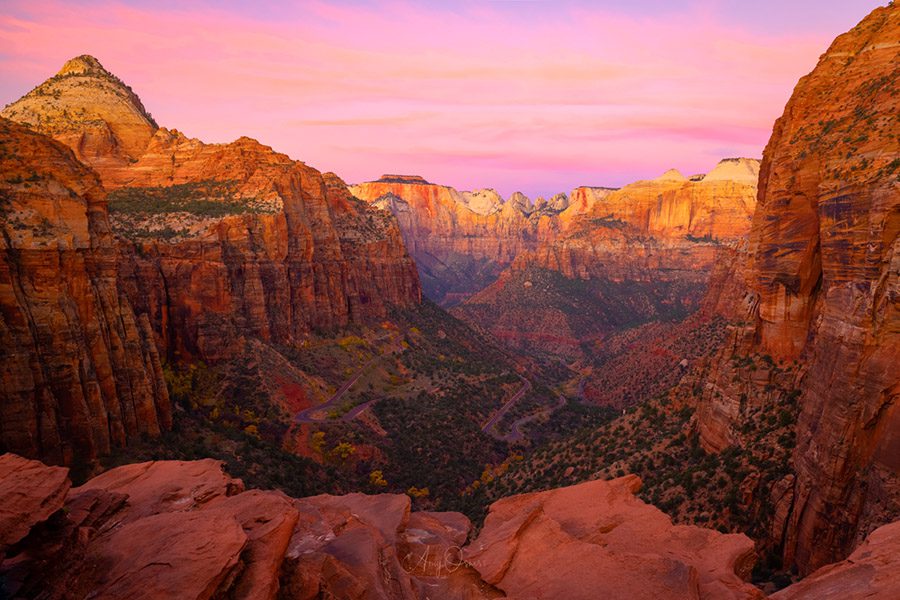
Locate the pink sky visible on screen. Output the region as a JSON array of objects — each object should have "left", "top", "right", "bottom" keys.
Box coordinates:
[{"left": 0, "top": 0, "right": 885, "bottom": 197}]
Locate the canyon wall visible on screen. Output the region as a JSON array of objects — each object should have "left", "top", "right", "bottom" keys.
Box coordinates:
[
  {"left": 0, "top": 118, "right": 170, "bottom": 465},
  {"left": 351, "top": 161, "right": 757, "bottom": 306},
  {"left": 0, "top": 56, "right": 420, "bottom": 463},
  {"left": 695, "top": 4, "right": 899, "bottom": 574},
  {"left": 2, "top": 56, "right": 421, "bottom": 364},
  {"left": 350, "top": 175, "right": 566, "bottom": 305},
  {"left": 452, "top": 161, "right": 758, "bottom": 356}
]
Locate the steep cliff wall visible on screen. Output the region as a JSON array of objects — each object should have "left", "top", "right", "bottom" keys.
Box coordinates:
[
  {"left": 352, "top": 161, "right": 756, "bottom": 306},
  {"left": 3, "top": 57, "right": 421, "bottom": 363},
  {"left": 0, "top": 118, "right": 170, "bottom": 464},
  {"left": 695, "top": 4, "right": 900, "bottom": 574},
  {"left": 350, "top": 176, "right": 564, "bottom": 304},
  {"left": 453, "top": 161, "right": 758, "bottom": 356},
  {"left": 110, "top": 133, "right": 421, "bottom": 361}
]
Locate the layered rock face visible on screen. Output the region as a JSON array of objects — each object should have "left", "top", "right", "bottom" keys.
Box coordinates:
[
  {"left": 350, "top": 175, "right": 567, "bottom": 305},
  {"left": 2, "top": 453, "right": 771, "bottom": 600},
  {"left": 3, "top": 57, "right": 421, "bottom": 363},
  {"left": 770, "top": 520, "right": 900, "bottom": 600},
  {"left": 0, "top": 119, "right": 171, "bottom": 464},
  {"left": 109, "top": 136, "right": 421, "bottom": 361},
  {"left": 0, "top": 55, "right": 157, "bottom": 172},
  {"left": 453, "top": 162, "right": 758, "bottom": 356},
  {"left": 695, "top": 4, "right": 900, "bottom": 575},
  {"left": 351, "top": 162, "right": 757, "bottom": 307}
]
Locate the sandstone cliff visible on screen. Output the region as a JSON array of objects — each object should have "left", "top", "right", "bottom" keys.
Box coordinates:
[
  {"left": 694, "top": 4, "right": 900, "bottom": 575},
  {"left": 352, "top": 161, "right": 757, "bottom": 308},
  {"left": 452, "top": 160, "right": 758, "bottom": 356},
  {"left": 0, "top": 118, "right": 171, "bottom": 464},
  {"left": 350, "top": 175, "right": 565, "bottom": 305},
  {"left": 3, "top": 57, "right": 421, "bottom": 363},
  {"left": 1, "top": 55, "right": 157, "bottom": 172}
]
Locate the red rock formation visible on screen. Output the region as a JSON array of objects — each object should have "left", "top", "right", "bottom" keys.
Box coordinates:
[
  {"left": 0, "top": 118, "right": 171, "bottom": 465},
  {"left": 350, "top": 176, "right": 563, "bottom": 305},
  {"left": 452, "top": 163, "right": 757, "bottom": 357},
  {"left": 770, "top": 520, "right": 900, "bottom": 600},
  {"left": 0, "top": 453, "right": 69, "bottom": 555},
  {"left": 0, "top": 55, "right": 157, "bottom": 172},
  {"left": 110, "top": 135, "right": 421, "bottom": 361},
  {"left": 695, "top": 4, "right": 900, "bottom": 575},
  {"left": 10, "top": 453, "right": 900, "bottom": 599},
  {"left": 0, "top": 455, "right": 770, "bottom": 600},
  {"left": 3, "top": 57, "right": 421, "bottom": 364},
  {"left": 351, "top": 162, "right": 756, "bottom": 306},
  {"left": 463, "top": 475, "right": 762, "bottom": 600}
]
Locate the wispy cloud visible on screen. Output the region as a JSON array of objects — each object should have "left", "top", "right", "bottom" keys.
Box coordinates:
[{"left": 0, "top": 0, "right": 883, "bottom": 196}]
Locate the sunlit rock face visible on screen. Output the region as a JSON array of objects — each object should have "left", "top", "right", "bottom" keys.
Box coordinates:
[
  {"left": 450, "top": 161, "right": 758, "bottom": 357},
  {"left": 351, "top": 176, "right": 567, "bottom": 305},
  {"left": 0, "top": 118, "right": 171, "bottom": 464},
  {"left": 352, "top": 160, "right": 757, "bottom": 311},
  {"left": 695, "top": 4, "right": 900, "bottom": 575},
  {"left": 3, "top": 57, "right": 422, "bottom": 366}
]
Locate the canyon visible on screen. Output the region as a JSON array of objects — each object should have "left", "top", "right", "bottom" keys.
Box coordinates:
[
  {"left": 350, "top": 158, "right": 758, "bottom": 309},
  {"left": 1, "top": 56, "right": 421, "bottom": 464},
  {"left": 0, "top": 2, "right": 897, "bottom": 599}
]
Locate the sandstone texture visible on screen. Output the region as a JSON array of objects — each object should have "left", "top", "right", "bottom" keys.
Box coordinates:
[
  {"left": 694, "top": 4, "right": 900, "bottom": 574},
  {"left": 350, "top": 176, "right": 565, "bottom": 305},
  {"left": 1, "top": 55, "right": 157, "bottom": 171},
  {"left": 452, "top": 161, "right": 758, "bottom": 356},
  {"left": 351, "top": 161, "right": 757, "bottom": 306},
  {"left": 0, "top": 453, "right": 69, "bottom": 554},
  {"left": 4, "top": 453, "right": 900, "bottom": 599},
  {"left": 0, "top": 454, "right": 770, "bottom": 600},
  {"left": 770, "top": 520, "right": 900, "bottom": 600},
  {"left": 0, "top": 118, "right": 171, "bottom": 464},
  {"left": 2, "top": 57, "right": 421, "bottom": 365},
  {"left": 464, "top": 475, "right": 762, "bottom": 600}
]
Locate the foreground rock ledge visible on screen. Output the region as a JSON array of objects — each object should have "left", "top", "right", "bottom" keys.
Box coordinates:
[{"left": 0, "top": 453, "right": 897, "bottom": 599}]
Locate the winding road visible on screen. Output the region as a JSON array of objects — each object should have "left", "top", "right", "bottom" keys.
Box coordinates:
[
  {"left": 294, "top": 345, "right": 393, "bottom": 423},
  {"left": 294, "top": 347, "right": 578, "bottom": 445},
  {"left": 480, "top": 374, "right": 532, "bottom": 434}
]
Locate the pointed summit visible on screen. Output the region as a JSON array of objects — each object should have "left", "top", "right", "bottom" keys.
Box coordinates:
[
  {"left": 56, "top": 54, "right": 108, "bottom": 77},
  {"left": 2, "top": 55, "right": 158, "bottom": 171}
]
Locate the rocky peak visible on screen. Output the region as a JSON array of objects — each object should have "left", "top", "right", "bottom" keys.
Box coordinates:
[
  {"left": 548, "top": 192, "right": 569, "bottom": 211},
  {"left": 1, "top": 55, "right": 158, "bottom": 168},
  {"left": 507, "top": 191, "right": 533, "bottom": 214},
  {"left": 56, "top": 54, "right": 109, "bottom": 77},
  {"left": 460, "top": 188, "right": 504, "bottom": 215}
]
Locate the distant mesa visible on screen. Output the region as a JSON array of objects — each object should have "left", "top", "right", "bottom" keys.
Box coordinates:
[{"left": 375, "top": 174, "right": 431, "bottom": 185}]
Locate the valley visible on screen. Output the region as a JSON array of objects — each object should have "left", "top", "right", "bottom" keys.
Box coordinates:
[{"left": 0, "top": 2, "right": 898, "bottom": 599}]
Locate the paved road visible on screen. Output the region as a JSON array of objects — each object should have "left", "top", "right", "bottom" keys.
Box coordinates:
[
  {"left": 502, "top": 393, "right": 567, "bottom": 443},
  {"left": 486, "top": 375, "right": 587, "bottom": 442},
  {"left": 481, "top": 374, "right": 532, "bottom": 434},
  {"left": 294, "top": 336, "right": 398, "bottom": 423}
]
